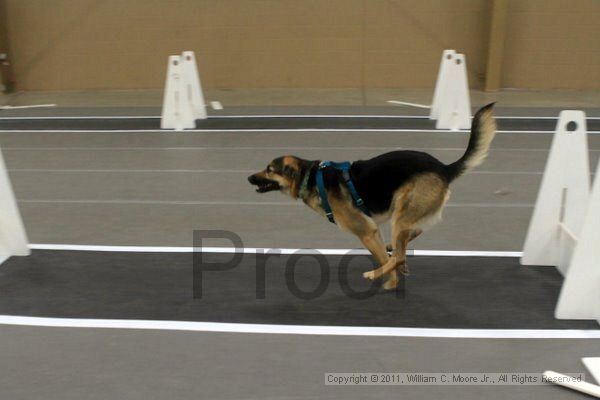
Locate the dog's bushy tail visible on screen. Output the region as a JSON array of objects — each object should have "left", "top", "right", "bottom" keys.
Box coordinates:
[{"left": 444, "top": 103, "right": 497, "bottom": 182}]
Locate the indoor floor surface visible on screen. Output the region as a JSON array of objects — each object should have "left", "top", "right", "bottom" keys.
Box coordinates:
[{"left": 1, "top": 106, "right": 598, "bottom": 400}]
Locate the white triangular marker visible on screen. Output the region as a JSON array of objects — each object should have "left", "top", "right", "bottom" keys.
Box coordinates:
[
  {"left": 181, "top": 51, "right": 207, "bottom": 120},
  {"left": 436, "top": 53, "right": 471, "bottom": 131},
  {"left": 521, "top": 111, "right": 590, "bottom": 274},
  {"left": 542, "top": 370, "right": 600, "bottom": 397},
  {"left": 0, "top": 147, "right": 30, "bottom": 263},
  {"left": 554, "top": 159, "right": 600, "bottom": 320},
  {"left": 583, "top": 358, "right": 600, "bottom": 385},
  {"left": 161, "top": 55, "right": 195, "bottom": 130},
  {"left": 543, "top": 359, "right": 600, "bottom": 397},
  {"left": 430, "top": 49, "right": 456, "bottom": 120}
]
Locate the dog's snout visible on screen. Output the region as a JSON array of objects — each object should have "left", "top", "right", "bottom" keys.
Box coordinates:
[{"left": 248, "top": 174, "right": 257, "bottom": 184}]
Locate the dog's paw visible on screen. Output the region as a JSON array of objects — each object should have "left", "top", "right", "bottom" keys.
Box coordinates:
[
  {"left": 383, "top": 278, "right": 399, "bottom": 290},
  {"left": 363, "top": 270, "right": 376, "bottom": 280},
  {"left": 399, "top": 263, "right": 410, "bottom": 276}
]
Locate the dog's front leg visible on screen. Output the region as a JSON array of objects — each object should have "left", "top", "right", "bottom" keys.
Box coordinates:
[
  {"left": 357, "top": 229, "right": 389, "bottom": 267},
  {"left": 362, "top": 256, "right": 399, "bottom": 281},
  {"left": 331, "top": 199, "right": 389, "bottom": 268},
  {"left": 345, "top": 224, "right": 395, "bottom": 284}
]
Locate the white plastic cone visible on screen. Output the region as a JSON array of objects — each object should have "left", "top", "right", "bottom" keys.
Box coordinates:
[
  {"left": 435, "top": 53, "right": 471, "bottom": 130},
  {"left": 430, "top": 49, "right": 456, "bottom": 120},
  {"left": 181, "top": 51, "right": 207, "bottom": 120},
  {"left": 161, "top": 55, "right": 195, "bottom": 130},
  {"left": 554, "top": 159, "right": 600, "bottom": 321},
  {"left": 583, "top": 358, "right": 600, "bottom": 386},
  {"left": 0, "top": 147, "right": 29, "bottom": 263},
  {"left": 521, "top": 111, "right": 590, "bottom": 275}
]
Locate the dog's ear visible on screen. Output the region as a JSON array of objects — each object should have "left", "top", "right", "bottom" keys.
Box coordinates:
[{"left": 283, "top": 164, "right": 302, "bottom": 198}]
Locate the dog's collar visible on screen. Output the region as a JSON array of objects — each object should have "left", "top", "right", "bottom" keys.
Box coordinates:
[{"left": 297, "top": 168, "right": 311, "bottom": 199}]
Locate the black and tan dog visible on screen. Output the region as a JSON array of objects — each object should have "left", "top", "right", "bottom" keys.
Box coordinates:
[{"left": 248, "top": 104, "right": 496, "bottom": 290}]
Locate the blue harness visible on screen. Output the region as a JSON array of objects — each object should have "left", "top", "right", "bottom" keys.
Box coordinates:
[{"left": 315, "top": 161, "right": 370, "bottom": 224}]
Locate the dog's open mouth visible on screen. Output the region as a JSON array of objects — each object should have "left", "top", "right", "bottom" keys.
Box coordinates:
[
  {"left": 248, "top": 173, "right": 281, "bottom": 193},
  {"left": 255, "top": 181, "right": 280, "bottom": 193}
]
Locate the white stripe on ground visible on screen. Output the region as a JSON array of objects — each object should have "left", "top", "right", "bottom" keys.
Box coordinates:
[
  {"left": 19, "top": 199, "right": 301, "bottom": 206},
  {"left": 0, "top": 315, "right": 597, "bottom": 338},
  {"left": 387, "top": 100, "right": 432, "bottom": 109},
  {"left": 28, "top": 243, "right": 523, "bottom": 257},
  {"left": 0, "top": 104, "right": 56, "bottom": 110},
  {"left": 0, "top": 116, "right": 160, "bottom": 120},
  {"left": 1, "top": 114, "right": 599, "bottom": 120},
  {"left": 7, "top": 168, "right": 546, "bottom": 175},
  {"left": 17, "top": 199, "right": 535, "bottom": 207},
  {"left": 9, "top": 168, "right": 259, "bottom": 173},
  {"left": 5, "top": 146, "right": 587, "bottom": 153},
  {"left": 4, "top": 129, "right": 599, "bottom": 134},
  {"left": 0, "top": 146, "right": 537, "bottom": 151}
]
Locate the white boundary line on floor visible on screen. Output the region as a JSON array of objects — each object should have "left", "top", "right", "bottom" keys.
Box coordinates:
[
  {"left": 18, "top": 199, "right": 534, "bottom": 208},
  {"left": 10, "top": 168, "right": 261, "bottom": 173},
  {"left": 1, "top": 114, "right": 599, "bottom": 120},
  {"left": 0, "top": 116, "right": 160, "bottom": 120},
  {"left": 7, "top": 168, "right": 546, "bottom": 175},
  {"left": 9, "top": 146, "right": 600, "bottom": 153},
  {"left": 28, "top": 243, "right": 523, "bottom": 257},
  {"left": 4, "top": 129, "right": 599, "bottom": 134},
  {"left": 0, "top": 146, "right": 557, "bottom": 152},
  {"left": 0, "top": 315, "right": 598, "bottom": 338},
  {"left": 0, "top": 104, "right": 56, "bottom": 110}
]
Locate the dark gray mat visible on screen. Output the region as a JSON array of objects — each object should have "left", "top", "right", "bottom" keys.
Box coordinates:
[
  {"left": 1, "top": 116, "right": 599, "bottom": 131},
  {"left": 0, "top": 250, "right": 597, "bottom": 329}
]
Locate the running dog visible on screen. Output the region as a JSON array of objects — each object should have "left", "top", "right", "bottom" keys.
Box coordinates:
[{"left": 248, "top": 104, "right": 496, "bottom": 290}]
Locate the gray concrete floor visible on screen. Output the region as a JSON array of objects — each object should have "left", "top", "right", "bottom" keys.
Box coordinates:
[
  {"left": 1, "top": 105, "right": 599, "bottom": 400},
  {"left": 0, "top": 325, "right": 597, "bottom": 400}
]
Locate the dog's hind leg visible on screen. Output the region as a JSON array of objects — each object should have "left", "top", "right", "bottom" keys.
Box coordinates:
[
  {"left": 363, "top": 174, "right": 449, "bottom": 289},
  {"left": 386, "top": 228, "right": 422, "bottom": 253},
  {"left": 363, "top": 228, "right": 411, "bottom": 283}
]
